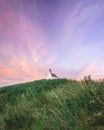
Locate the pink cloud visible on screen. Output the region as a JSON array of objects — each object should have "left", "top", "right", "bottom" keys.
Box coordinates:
[
  {"left": 0, "top": 63, "right": 45, "bottom": 87},
  {"left": 0, "top": 3, "right": 56, "bottom": 87},
  {"left": 68, "top": 61, "right": 104, "bottom": 80}
]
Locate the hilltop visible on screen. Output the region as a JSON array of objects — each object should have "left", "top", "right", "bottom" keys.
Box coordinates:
[{"left": 0, "top": 79, "right": 104, "bottom": 130}]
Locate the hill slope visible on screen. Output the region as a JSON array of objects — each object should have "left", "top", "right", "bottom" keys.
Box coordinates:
[{"left": 0, "top": 79, "right": 104, "bottom": 130}]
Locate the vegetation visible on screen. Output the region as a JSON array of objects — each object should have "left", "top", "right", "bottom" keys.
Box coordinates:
[{"left": 0, "top": 78, "right": 104, "bottom": 130}]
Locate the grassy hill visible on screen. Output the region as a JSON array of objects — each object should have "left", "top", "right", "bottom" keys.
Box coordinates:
[{"left": 0, "top": 79, "right": 104, "bottom": 130}]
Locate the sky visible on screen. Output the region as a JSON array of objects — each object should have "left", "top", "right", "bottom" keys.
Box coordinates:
[{"left": 0, "top": 0, "right": 104, "bottom": 87}]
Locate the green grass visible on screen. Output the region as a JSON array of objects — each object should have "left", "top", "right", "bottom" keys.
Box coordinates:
[{"left": 0, "top": 79, "right": 104, "bottom": 130}]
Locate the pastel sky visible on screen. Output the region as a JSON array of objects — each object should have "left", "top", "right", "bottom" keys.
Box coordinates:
[{"left": 0, "top": 0, "right": 104, "bottom": 87}]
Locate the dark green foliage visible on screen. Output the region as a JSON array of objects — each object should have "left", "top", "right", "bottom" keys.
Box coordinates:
[{"left": 0, "top": 79, "right": 104, "bottom": 130}]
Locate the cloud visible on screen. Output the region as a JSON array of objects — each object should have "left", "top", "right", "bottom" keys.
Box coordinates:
[
  {"left": 61, "top": 0, "right": 104, "bottom": 55},
  {"left": 68, "top": 61, "right": 104, "bottom": 80},
  {"left": 0, "top": 1, "right": 56, "bottom": 87},
  {"left": 51, "top": 0, "right": 104, "bottom": 75},
  {"left": 0, "top": 62, "right": 45, "bottom": 87}
]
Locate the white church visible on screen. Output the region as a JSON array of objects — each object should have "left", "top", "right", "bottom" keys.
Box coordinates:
[{"left": 47, "top": 68, "right": 58, "bottom": 79}]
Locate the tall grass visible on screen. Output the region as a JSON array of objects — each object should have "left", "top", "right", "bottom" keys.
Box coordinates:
[{"left": 0, "top": 79, "right": 104, "bottom": 130}]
